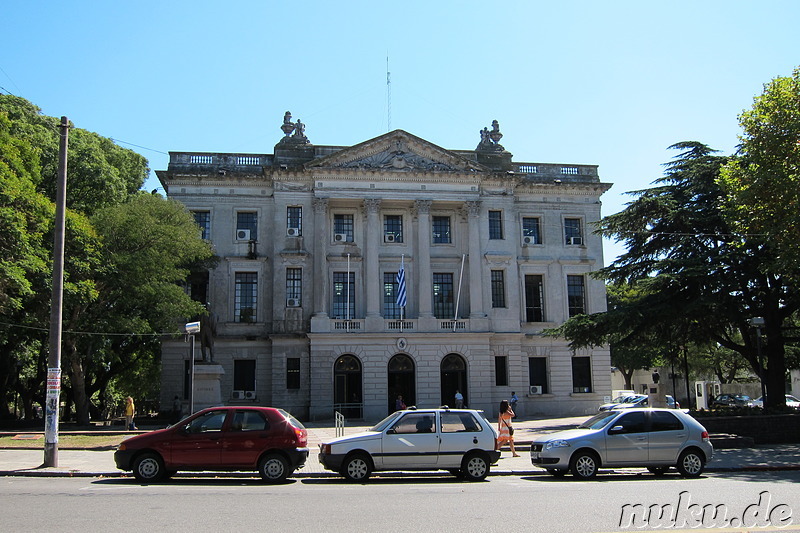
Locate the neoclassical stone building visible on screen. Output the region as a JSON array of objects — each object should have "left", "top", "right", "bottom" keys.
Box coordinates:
[{"left": 157, "top": 113, "right": 613, "bottom": 421}]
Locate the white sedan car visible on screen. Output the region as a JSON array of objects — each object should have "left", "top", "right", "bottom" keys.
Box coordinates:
[
  {"left": 319, "top": 408, "right": 500, "bottom": 482},
  {"left": 749, "top": 394, "right": 800, "bottom": 409}
]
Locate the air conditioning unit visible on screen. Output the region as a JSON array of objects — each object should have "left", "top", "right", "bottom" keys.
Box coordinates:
[
  {"left": 334, "top": 233, "right": 348, "bottom": 242},
  {"left": 568, "top": 236, "right": 583, "bottom": 246},
  {"left": 244, "top": 391, "right": 256, "bottom": 400},
  {"left": 286, "top": 298, "right": 300, "bottom": 308},
  {"left": 236, "top": 229, "right": 251, "bottom": 241},
  {"left": 287, "top": 227, "right": 300, "bottom": 237},
  {"left": 232, "top": 390, "right": 245, "bottom": 399},
  {"left": 529, "top": 385, "right": 543, "bottom": 395},
  {"left": 384, "top": 234, "right": 396, "bottom": 243},
  {"left": 522, "top": 235, "right": 535, "bottom": 245}
]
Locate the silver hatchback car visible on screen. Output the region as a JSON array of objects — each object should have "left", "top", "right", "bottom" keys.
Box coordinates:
[{"left": 530, "top": 408, "right": 713, "bottom": 479}]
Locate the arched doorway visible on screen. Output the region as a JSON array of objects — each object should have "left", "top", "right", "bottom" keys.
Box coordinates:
[
  {"left": 387, "top": 354, "right": 415, "bottom": 414},
  {"left": 440, "top": 353, "right": 468, "bottom": 408},
  {"left": 334, "top": 354, "right": 362, "bottom": 418}
]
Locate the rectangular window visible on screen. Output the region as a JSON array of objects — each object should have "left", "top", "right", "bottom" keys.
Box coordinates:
[
  {"left": 234, "top": 272, "right": 258, "bottom": 322},
  {"left": 286, "top": 268, "right": 302, "bottom": 304},
  {"left": 192, "top": 211, "right": 211, "bottom": 240},
  {"left": 495, "top": 356, "right": 508, "bottom": 387},
  {"left": 383, "top": 215, "right": 403, "bottom": 243},
  {"left": 237, "top": 211, "right": 257, "bottom": 241},
  {"left": 432, "top": 216, "right": 451, "bottom": 244},
  {"left": 565, "top": 218, "right": 582, "bottom": 245},
  {"left": 571, "top": 356, "right": 592, "bottom": 393},
  {"left": 333, "top": 271, "right": 355, "bottom": 319},
  {"left": 233, "top": 359, "right": 256, "bottom": 392},
  {"left": 567, "top": 275, "right": 586, "bottom": 317},
  {"left": 433, "top": 272, "right": 454, "bottom": 319},
  {"left": 522, "top": 217, "right": 541, "bottom": 244},
  {"left": 489, "top": 210, "right": 503, "bottom": 239},
  {"left": 286, "top": 358, "right": 300, "bottom": 390},
  {"left": 383, "top": 272, "right": 402, "bottom": 319},
  {"left": 524, "top": 274, "right": 545, "bottom": 322},
  {"left": 287, "top": 206, "right": 302, "bottom": 235},
  {"left": 529, "top": 357, "right": 549, "bottom": 394},
  {"left": 334, "top": 214, "right": 354, "bottom": 242},
  {"left": 491, "top": 270, "right": 506, "bottom": 308}
]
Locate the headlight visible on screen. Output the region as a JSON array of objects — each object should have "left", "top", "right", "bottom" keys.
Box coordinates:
[{"left": 545, "top": 439, "right": 571, "bottom": 450}]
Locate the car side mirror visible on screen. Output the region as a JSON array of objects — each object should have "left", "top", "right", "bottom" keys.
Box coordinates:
[
  {"left": 608, "top": 425, "right": 625, "bottom": 435},
  {"left": 386, "top": 427, "right": 397, "bottom": 435}
]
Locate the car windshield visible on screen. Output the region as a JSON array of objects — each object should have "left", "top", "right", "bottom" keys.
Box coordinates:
[
  {"left": 788, "top": 395, "right": 800, "bottom": 402},
  {"left": 370, "top": 412, "right": 403, "bottom": 432},
  {"left": 577, "top": 411, "right": 619, "bottom": 430}
]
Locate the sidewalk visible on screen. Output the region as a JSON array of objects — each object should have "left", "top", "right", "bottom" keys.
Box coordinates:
[{"left": 1, "top": 416, "right": 798, "bottom": 478}]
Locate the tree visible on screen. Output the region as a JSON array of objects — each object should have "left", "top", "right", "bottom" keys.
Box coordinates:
[{"left": 720, "top": 66, "right": 800, "bottom": 273}]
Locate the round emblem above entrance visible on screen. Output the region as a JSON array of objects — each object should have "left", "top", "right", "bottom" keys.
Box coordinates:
[{"left": 396, "top": 338, "right": 408, "bottom": 351}]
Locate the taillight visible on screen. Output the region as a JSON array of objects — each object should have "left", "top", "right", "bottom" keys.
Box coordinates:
[
  {"left": 701, "top": 430, "right": 709, "bottom": 442},
  {"left": 294, "top": 427, "right": 307, "bottom": 446},
  {"left": 320, "top": 444, "right": 331, "bottom": 455}
]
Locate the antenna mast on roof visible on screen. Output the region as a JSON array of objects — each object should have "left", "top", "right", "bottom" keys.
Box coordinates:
[{"left": 386, "top": 55, "right": 392, "bottom": 132}]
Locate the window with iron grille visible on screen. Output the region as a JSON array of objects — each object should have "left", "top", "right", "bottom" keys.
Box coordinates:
[
  {"left": 524, "top": 274, "right": 545, "bottom": 322},
  {"left": 334, "top": 214, "right": 354, "bottom": 242},
  {"left": 572, "top": 356, "right": 592, "bottom": 393},
  {"left": 286, "top": 358, "right": 300, "bottom": 389},
  {"left": 529, "top": 357, "right": 549, "bottom": 394},
  {"left": 287, "top": 206, "right": 302, "bottom": 235},
  {"left": 567, "top": 275, "right": 585, "bottom": 317},
  {"left": 234, "top": 272, "right": 258, "bottom": 322},
  {"left": 489, "top": 210, "right": 503, "bottom": 239},
  {"left": 491, "top": 270, "right": 506, "bottom": 308},
  {"left": 433, "top": 273, "right": 454, "bottom": 319},
  {"left": 565, "top": 218, "right": 582, "bottom": 245},
  {"left": 522, "top": 217, "right": 541, "bottom": 244},
  {"left": 432, "top": 216, "right": 451, "bottom": 244},
  {"left": 383, "top": 215, "right": 403, "bottom": 242},
  {"left": 286, "top": 268, "right": 302, "bottom": 303},
  {"left": 495, "top": 356, "right": 508, "bottom": 386},
  {"left": 383, "top": 272, "right": 402, "bottom": 319},
  {"left": 237, "top": 211, "right": 257, "bottom": 240},
  {"left": 192, "top": 211, "right": 211, "bottom": 240},
  {"left": 333, "top": 271, "right": 355, "bottom": 319},
  {"left": 233, "top": 360, "right": 256, "bottom": 391}
]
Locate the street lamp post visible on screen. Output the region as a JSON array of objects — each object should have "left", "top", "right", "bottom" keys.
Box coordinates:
[{"left": 184, "top": 321, "right": 201, "bottom": 414}]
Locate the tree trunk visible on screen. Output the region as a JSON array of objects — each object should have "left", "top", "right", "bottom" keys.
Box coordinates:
[{"left": 65, "top": 340, "right": 91, "bottom": 425}]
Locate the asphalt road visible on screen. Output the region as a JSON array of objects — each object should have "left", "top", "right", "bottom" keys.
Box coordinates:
[{"left": 2, "top": 471, "right": 800, "bottom": 533}]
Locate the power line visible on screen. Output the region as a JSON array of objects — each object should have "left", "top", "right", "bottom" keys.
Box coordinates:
[
  {"left": 0, "top": 320, "right": 178, "bottom": 337},
  {"left": 109, "top": 138, "right": 169, "bottom": 155}
]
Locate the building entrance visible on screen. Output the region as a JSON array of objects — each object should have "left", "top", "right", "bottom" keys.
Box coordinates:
[
  {"left": 440, "top": 353, "right": 468, "bottom": 408},
  {"left": 388, "top": 353, "right": 415, "bottom": 415}
]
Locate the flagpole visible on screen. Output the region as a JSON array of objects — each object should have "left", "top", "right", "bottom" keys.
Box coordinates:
[
  {"left": 453, "top": 254, "right": 466, "bottom": 332},
  {"left": 346, "top": 253, "right": 350, "bottom": 332},
  {"left": 396, "top": 254, "right": 406, "bottom": 333}
]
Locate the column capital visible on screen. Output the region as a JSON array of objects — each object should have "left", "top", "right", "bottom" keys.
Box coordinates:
[
  {"left": 363, "top": 198, "right": 381, "bottom": 214},
  {"left": 313, "top": 197, "right": 328, "bottom": 213},
  {"left": 413, "top": 199, "right": 432, "bottom": 216},
  {"left": 464, "top": 200, "right": 482, "bottom": 217}
]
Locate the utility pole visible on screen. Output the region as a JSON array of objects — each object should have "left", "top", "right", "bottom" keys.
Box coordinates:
[{"left": 44, "top": 116, "right": 69, "bottom": 467}]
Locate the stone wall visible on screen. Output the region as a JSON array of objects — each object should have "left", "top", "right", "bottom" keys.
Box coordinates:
[{"left": 697, "top": 413, "right": 800, "bottom": 444}]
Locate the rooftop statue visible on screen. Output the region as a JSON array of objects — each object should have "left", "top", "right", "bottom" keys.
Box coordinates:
[
  {"left": 477, "top": 119, "right": 505, "bottom": 152},
  {"left": 278, "top": 111, "right": 310, "bottom": 144}
]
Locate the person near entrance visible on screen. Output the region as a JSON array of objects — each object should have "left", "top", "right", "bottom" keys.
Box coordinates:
[
  {"left": 496, "top": 399, "right": 519, "bottom": 457},
  {"left": 454, "top": 390, "right": 464, "bottom": 408},
  {"left": 395, "top": 394, "right": 406, "bottom": 411}
]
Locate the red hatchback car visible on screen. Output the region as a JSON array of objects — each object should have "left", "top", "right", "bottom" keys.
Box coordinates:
[{"left": 114, "top": 406, "right": 308, "bottom": 483}]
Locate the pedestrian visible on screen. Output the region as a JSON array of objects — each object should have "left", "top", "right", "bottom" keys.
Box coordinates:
[
  {"left": 510, "top": 391, "right": 519, "bottom": 412},
  {"left": 496, "top": 399, "right": 519, "bottom": 457},
  {"left": 395, "top": 394, "right": 406, "bottom": 411},
  {"left": 125, "top": 396, "right": 137, "bottom": 431},
  {"left": 172, "top": 395, "right": 183, "bottom": 424},
  {"left": 454, "top": 390, "right": 464, "bottom": 409}
]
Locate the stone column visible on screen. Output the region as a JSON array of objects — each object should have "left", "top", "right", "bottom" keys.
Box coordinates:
[
  {"left": 364, "top": 198, "right": 381, "bottom": 320},
  {"left": 465, "top": 200, "right": 486, "bottom": 318},
  {"left": 312, "top": 198, "right": 329, "bottom": 318},
  {"left": 415, "top": 200, "right": 433, "bottom": 318}
]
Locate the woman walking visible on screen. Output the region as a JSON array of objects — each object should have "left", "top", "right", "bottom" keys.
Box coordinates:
[
  {"left": 497, "top": 399, "right": 519, "bottom": 457},
  {"left": 124, "top": 396, "right": 137, "bottom": 431}
]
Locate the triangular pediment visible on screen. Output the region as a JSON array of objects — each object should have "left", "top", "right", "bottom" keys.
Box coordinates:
[{"left": 307, "top": 130, "right": 488, "bottom": 173}]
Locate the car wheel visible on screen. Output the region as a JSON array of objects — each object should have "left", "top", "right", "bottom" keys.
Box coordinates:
[
  {"left": 546, "top": 469, "right": 567, "bottom": 477},
  {"left": 647, "top": 466, "right": 669, "bottom": 476},
  {"left": 569, "top": 451, "right": 599, "bottom": 480},
  {"left": 342, "top": 453, "right": 372, "bottom": 482},
  {"left": 259, "top": 453, "right": 290, "bottom": 483},
  {"left": 676, "top": 449, "right": 705, "bottom": 477},
  {"left": 132, "top": 452, "right": 165, "bottom": 483},
  {"left": 461, "top": 452, "right": 490, "bottom": 481}
]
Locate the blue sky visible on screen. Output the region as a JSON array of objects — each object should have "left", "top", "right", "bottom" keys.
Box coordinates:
[{"left": 2, "top": 1, "right": 798, "bottom": 263}]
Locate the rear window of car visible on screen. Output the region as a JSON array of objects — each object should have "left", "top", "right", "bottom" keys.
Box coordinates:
[
  {"left": 650, "top": 411, "right": 684, "bottom": 432},
  {"left": 232, "top": 410, "right": 268, "bottom": 431},
  {"left": 441, "top": 412, "right": 482, "bottom": 432},
  {"left": 277, "top": 408, "right": 306, "bottom": 430}
]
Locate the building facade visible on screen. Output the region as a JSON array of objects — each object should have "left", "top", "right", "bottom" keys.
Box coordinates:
[{"left": 157, "top": 113, "right": 613, "bottom": 421}]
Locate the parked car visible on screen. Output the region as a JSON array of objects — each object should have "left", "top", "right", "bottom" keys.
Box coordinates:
[
  {"left": 749, "top": 394, "right": 800, "bottom": 409},
  {"left": 598, "top": 394, "right": 641, "bottom": 411},
  {"left": 599, "top": 394, "right": 680, "bottom": 411},
  {"left": 711, "top": 393, "right": 752, "bottom": 408},
  {"left": 318, "top": 407, "right": 500, "bottom": 482},
  {"left": 114, "top": 406, "right": 309, "bottom": 483},
  {"left": 530, "top": 408, "right": 713, "bottom": 479}
]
